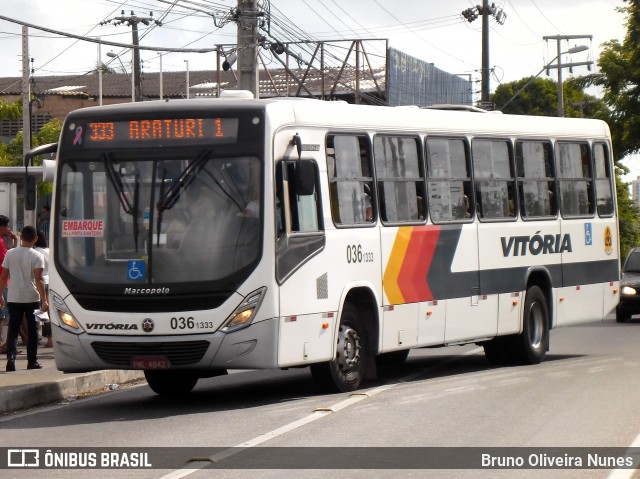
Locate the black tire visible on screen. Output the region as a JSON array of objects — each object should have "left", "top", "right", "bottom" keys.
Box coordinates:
[
  {"left": 616, "top": 306, "right": 629, "bottom": 323},
  {"left": 482, "top": 337, "right": 511, "bottom": 365},
  {"left": 376, "top": 349, "right": 410, "bottom": 368},
  {"left": 311, "top": 303, "right": 367, "bottom": 393},
  {"left": 144, "top": 370, "right": 199, "bottom": 396},
  {"left": 509, "top": 285, "right": 549, "bottom": 364}
]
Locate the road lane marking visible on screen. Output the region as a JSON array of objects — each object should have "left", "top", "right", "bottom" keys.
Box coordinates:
[
  {"left": 607, "top": 432, "right": 640, "bottom": 479},
  {"left": 154, "top": 350, "right": 488, "bottom": 479},
  {"left": 155, "top": 383, "right": 397, "bottom": 479}
]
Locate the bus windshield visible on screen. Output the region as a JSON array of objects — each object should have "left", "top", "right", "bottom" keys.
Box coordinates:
[{"left": 55, "top": 149, "right": 262, "bottom": 287}]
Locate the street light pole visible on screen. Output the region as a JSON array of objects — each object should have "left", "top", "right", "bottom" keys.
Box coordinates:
[
  {"left": 461, "top": 1, "right": 506, "bottom": 108},
  {"left": 158, "top": 53, "right": 163, "bottom": 100},
  {"left": 543, "top": 35, "right": 594, "bottom": 116},
  {"left": 107, "top": 51, "right": 134, "bottom": 102},
  {"left": 184, "top": 60, "right": 189, "bottom": 99},
  {"left": 556, "top": 41, "right": 566, "bottom": 117},
  {"left": 97, "top": 38, "right": 102, "bottom": 105},
  {"left": 101, "top": 11, "right": 162, "bottom": 102},
  {"left": 499, "top": 45, "right": 589, "bottom": 112}
]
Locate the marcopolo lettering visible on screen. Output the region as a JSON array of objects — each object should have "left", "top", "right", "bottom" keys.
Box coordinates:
[
  {"left": 501, "top": 232, "right": 572, "bottom": 257},
  {"left": 123, "top": 287, "right": 170, "bottom": 295},
  {"left": 86, "top": 323, "right": 138, "bottom": 330}
]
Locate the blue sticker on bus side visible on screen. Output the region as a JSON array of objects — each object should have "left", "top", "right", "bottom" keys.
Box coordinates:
[
  {"left": 585, "top": 223, "right": 593, "bottom": 246},
  {"left": 127, "top": 260, "right": 146, "bottom": 281}
]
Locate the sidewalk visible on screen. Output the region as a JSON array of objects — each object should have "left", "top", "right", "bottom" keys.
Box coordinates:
[{"left": 0, "top": 343, "right": 145, "bottom": 415}]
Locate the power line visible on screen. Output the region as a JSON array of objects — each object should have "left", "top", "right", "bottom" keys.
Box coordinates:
[{"left": 0, "top": 14, "right": 221, "bottom": 53}]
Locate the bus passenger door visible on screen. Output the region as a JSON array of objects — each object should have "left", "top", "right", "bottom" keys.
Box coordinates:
[{"left": 275, "top": 157, "right": 335, "bottom": 367}]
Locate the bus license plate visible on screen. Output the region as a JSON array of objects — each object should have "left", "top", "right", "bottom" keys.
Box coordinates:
[{"left": 131, "top": 356, "right": 170, "bottom": 370}]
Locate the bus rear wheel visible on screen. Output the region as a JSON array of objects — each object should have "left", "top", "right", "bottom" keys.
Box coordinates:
[
  {"left": 510, "top": 285, "right": 549, "bottom": 364},
  {"left": 311, "top": 303, "right": 366, "bottom": 393},
  {"left": 616, "top": 306, "right": 629, "bottom": 323},
  {"left": 144, "top": 370, "right": 199, "bottom": 396}
]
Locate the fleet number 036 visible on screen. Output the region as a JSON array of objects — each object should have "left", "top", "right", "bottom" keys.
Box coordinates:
[
  {"left": 170, "top": 317, "right": 214, "bottom": 330},
  {"left": 346, "top": 244, "right": 374, "bottom": 264}
]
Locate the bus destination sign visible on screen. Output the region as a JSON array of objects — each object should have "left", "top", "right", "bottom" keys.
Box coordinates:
[{"left": 67, "top": 117, "right": 239, "bottom": 148}]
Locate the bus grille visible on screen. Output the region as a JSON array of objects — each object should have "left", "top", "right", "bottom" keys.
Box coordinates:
[{"left": 91, "top": 341, "right": 210, "bottom": 367}]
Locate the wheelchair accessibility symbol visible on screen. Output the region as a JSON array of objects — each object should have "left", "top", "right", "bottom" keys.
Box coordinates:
[
  {"left": 128, "top": 260, "right": 146, "bottom": 281},
  {"left": 584, "top": 223, "right": 592, "bottom": 246}
]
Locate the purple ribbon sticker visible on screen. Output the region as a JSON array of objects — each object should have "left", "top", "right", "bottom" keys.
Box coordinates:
[{"left": 73, "top": 126, "right": 83, "bottom": 145}]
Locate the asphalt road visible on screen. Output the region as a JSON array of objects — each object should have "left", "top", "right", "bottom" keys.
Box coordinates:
[{"left": 2, "top": 317, "right": 640, "bottom": 479}]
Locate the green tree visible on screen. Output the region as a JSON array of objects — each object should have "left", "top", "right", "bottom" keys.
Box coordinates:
[
  {"left": 0, "top": 99, "right": 23, "bottom": 165},
  {"left": 576, "top": 3, "right": 640, "bottom": 159},
  {"left": 492, "top": 76, "right": 607, "bottom": 118},
  {"left": 493, "top": 77, "right": 558, "bottom": 115},
  {"left": 574, "top": 0, "right": 640, "bottom": 259},
  {"left": 0, "top": 99, "right": 22, "bottom": 119}
]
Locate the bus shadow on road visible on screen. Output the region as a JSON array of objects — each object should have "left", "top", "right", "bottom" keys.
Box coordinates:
[
  {"left": 373, "top": 349, "right": 585, "bottom": 385},
  {"left": 111, "top": 350, "right": 588, "bottom": 416},
  {"left": 9, "top": 350, "right": 588, "bottom": 429}
]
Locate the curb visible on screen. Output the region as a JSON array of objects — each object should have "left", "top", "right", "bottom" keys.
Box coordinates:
[{"left": 0, "top": 370, "right": 145, "bottom": 414}]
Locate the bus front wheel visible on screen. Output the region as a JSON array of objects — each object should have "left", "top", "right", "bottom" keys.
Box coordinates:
[
  {"left": 511, "top": 285, "right": 549, "bottom": 364},
  {"left": 144, "top": 370, "right": 199, "bottom": 396},
  {"left": 310, "top": 303, "right": 366, "bottom": 393}
]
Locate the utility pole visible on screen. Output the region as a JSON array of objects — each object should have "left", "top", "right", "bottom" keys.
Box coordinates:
[
  {"left": 21, "top": 26, "right": 30, "bottom": 154},
  {"left": 235, "top": 0, "right": 261, "bottom": 97},
  {"left": 481, "top": 0, "right": 490, "bottom": 106},
  {"left": 21, "top": 26, "right": 37, "bottom": 218},
  {"left": 461, "top": 1, "right": 506, "bottom": 108},
  {"left": 101, "top": 11, "right": 162, "bottom": 102},
  {"left": 543, "top": 35, "right": 593, "bottom": 117}
]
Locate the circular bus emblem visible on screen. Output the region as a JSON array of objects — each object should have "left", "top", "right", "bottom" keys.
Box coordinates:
[
  {"left": 142, "top": 318, "right": 155, "bottom": 333},
  {"left": 604, "top": 226, "right": 613, "bottom": 256}
]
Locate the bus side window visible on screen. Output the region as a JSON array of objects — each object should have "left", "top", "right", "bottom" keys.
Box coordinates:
[
  {"left": 326, "top": 134, "right": 374, "bottom": 226},
  {"left": 556, "top": 142, "right": 595, "bottom": 217},
  {"left": 426, "top": 137, "right": 473, "bottom": 223},
  {"left": 276, "top": 160, "right": 322, "bottom": 237},
  {"left": 373, "top": 135, "right": 424, "bottom": 223},
  {"left": 594, "top": 143, "right": 614, "bottom": 217},
  {"left": 516, "top": 141, "right": 556, "bottom": 219},
  {"left": 472, "top": 139, "right": 516, "bottom": 221}
]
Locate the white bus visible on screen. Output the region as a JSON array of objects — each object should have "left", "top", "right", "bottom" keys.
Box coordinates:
[{"left": 45, "top": 95, "right": 619, "bottom": 395}]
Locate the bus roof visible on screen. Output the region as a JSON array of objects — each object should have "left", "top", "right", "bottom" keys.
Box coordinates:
[{"left": 67, "top": 96, "right": 611, "bottom": 141}]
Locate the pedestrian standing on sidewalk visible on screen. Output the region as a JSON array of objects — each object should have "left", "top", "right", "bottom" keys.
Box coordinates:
[
  {"left": 34, "top": 230, "right": 51, "bottom": 348},
  {"left": 0, "top": 215, "right": 18, "bottom": 353},
  {"left": 0, "top": 226, "right": 49, "bottom": 371}
]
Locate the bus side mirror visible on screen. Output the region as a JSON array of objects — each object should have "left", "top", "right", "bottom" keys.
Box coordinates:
[
  {"left": 295, "top": 160, "right": 315, "bottom": 196},
  {"left": 25, "top": 175, "right": 36, "bottom": 210}
]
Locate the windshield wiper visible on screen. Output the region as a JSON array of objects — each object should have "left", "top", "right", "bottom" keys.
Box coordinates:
[
  {"left": 156, "top": 149, "right": 210, "bottom": 212},
  {"left": 132, "top": 174, "right": 140, "bottom": 252},
  {"left": 155, "top": 149, "right": 210, "bottom": 245},
  {"left": 202, "top": 167, "right": 245, "bottom": 212},
  {"left": 156, "top": 167, "right": 167, "bottom": 247},
  {"left": 104, "top": 154, "right": 135, "bottom": 215},
  {"left": 103, "top": 154, "right": 140, "bottom": 251}
]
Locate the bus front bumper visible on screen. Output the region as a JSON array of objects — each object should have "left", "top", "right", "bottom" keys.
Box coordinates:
[{"left": 51, "top": 317, "right": 280, "bottom": 373}]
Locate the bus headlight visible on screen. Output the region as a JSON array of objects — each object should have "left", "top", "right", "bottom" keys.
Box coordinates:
[
  {"left": 50, "top": 290, "right": 84, "bottom": 334},
  {"left": 222, "top": 287, "right": 267, "bottom": 332},
  {"left": 621, "top": 286, "right": 637, "bottom": 296},
  {"left": 59, "top": 311, "right": 81, "bottom": 330}
]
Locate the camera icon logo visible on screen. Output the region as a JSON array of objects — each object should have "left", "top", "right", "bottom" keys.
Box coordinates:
[{"left": 7, "top": 449, "right": 39, "bottom": 467}]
